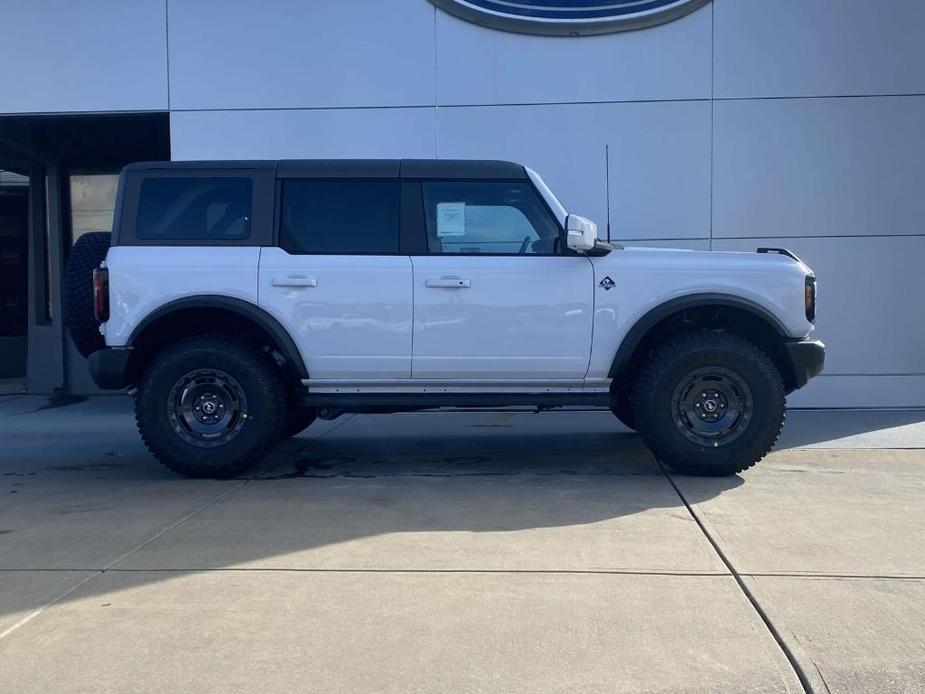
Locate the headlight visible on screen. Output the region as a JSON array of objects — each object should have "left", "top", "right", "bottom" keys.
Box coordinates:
[{"left": 805, "top": 275, "right": 816, "bottom": 323}]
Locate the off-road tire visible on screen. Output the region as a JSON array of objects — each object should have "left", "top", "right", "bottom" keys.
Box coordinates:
[
  {"left": 135, "top": 336, "right": 286, "bottom": 478},
  {"left": 283, "top": 407, "right": 317, "bottom": 439},
  {"left": 63, "top": 231, "right": 110, "bottom": 357},
  {"left": 633, "top": 331, "right": 785, "bottom": 476},
  {"left": 609, "top": 388, "right": 636, "bottom": 431}
]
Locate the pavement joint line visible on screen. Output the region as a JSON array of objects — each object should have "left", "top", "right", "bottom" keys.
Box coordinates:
[
  {"left": 250, "top": 472, "right": 662, "bottom": 480},
  {"left": 101, "top": 568, "right": 731, "bottom": 576},
  {"left": 657, "top": 459, "right": 816, "bottom": 694},
  {"left": 0, "top": 572, "right": 101, "bottom": 641},
  {"left": 5, "top": 568, "right": 924, "bottom": 580},
  {"left": 0, "top": 480, "right": 255, "bottom": 644},
  {"left": 740, "top": 572, "right": 925, "bottom": 581},
  {"left": 783, "top": 446, "right": 925, "bottom": 451},
  {"left": 811, "top": 661, "right": 833, "bottom": 694}
]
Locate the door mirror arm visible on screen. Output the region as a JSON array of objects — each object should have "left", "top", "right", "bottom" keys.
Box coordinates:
[{"left": 586, "top": 240, "right": 616, "bottom": 256}]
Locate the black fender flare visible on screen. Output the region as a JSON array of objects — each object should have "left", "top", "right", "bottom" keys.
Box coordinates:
[
  {"left": 128, "top": 295, "right": 309, "bottom": 380},
  {"left": 607, "top": 293, "right": 790, "bottom": 379}
]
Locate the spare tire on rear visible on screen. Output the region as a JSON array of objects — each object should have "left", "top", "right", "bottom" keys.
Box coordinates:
[{"left": 64, "top": 231, "right": 111, "bottom": 358}]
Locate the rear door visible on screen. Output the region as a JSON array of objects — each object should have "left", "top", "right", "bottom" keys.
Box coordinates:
[
  {"left": 410, "top": 180, "right": 594, "bottom": 383},
  {"left": 258, "top": 178, "right": 412, "bottom": 381}
]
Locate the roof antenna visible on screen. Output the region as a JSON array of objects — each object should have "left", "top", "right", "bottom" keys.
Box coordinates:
[{"left": 605, "top": 144, "right": 612, "bottom": 243}]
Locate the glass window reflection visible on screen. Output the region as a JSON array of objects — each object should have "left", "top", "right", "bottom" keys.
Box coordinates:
[{"left": 69, "top": 174, "right": 118, "bottom": 242}]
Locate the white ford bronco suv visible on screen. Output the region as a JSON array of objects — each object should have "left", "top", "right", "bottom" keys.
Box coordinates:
[{"left": 64, "top": 159, "right": 824, "bottom": 479}]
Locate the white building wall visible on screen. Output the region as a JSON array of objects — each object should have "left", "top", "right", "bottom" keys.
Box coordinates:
[
  {"left": 5, "top": 0, "right": 923, "bottom": 407},
  {"left": 0, "top": 0, "right": 167, "bottom": 113},
  {"left": 166, "top": 0, "right": 437, "bottom": 110}
]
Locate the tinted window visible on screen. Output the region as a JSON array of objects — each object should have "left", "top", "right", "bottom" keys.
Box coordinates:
[
  {"left": 281, "top": 181, "right": 400, "bottom": 254},
  {"left": 136, "top": 177, "right": 252, "bottom": 241},
  {"left": 422, "top": 181, "right": 561, "bottom": 255}
]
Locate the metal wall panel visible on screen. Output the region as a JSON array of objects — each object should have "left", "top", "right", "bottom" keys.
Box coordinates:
[
  {"left": 437, "top": 100, "right": 711, "bottom": 240},
  {"left": 788, "top": 375, "right": 925, "bottom": 409},
  {"left": 713, "top": 96, "right": 925, "bottom": 239},
  {"left": 0, "top": 0, "right": 167, "bottom": 114},
  {"left": 167, "top": 0, "right": 436, "bottom": 110},
  {"left": 713, "top": 235, "right": 925, "bottom": 378},
  {"left": 715, "top": 0, "right": 925, "bottom": 98},
  {"left": 170, "top": 108, "right": 437, "bottom": 161},
  {"left": 435, "top": 2, "right": 712, "bottom": 105}
]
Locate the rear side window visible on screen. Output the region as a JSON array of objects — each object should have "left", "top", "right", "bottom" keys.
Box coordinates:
[
  {"left": 280, "top": 181, "right": 400, "bottom": 254},
  {"left": 136, "top": 177, "right": 252, "bottom": 241}
]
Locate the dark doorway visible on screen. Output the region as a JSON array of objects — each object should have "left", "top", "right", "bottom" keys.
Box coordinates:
[
  {"left": 0, "top": 113, "right": 170, "bottom": 394},
  {"left": 0, "top": 172, "right": 29, "bottom": 384}
]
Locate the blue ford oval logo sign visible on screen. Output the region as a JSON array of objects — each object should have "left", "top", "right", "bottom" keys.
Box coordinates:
[{"left": 429, "top": 0, "right": 710, "bottom": 36}]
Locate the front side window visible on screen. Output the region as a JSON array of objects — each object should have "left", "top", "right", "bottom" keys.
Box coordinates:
[
  {"left": 280, "top": 181, "right": 400, "bottom": 254},
  {"left": 136, "top": 177, "right": 252, "bottom": 241},
  {"left": 422, "top": 181, "right": 561, "bottom": 255}
]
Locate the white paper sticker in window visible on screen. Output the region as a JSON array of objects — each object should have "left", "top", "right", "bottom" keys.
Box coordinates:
[{"left": 436, "top": 202, "right": 466, "bottom": 237}]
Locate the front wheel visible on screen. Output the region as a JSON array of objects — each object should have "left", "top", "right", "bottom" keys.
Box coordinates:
[
  {"left": 632, "top": 332, "right": 785, "bottom": 476},
  {"left": 609, "top": 387, "right": 636, "bottom": 431},
  {"left": 282, "top": 407, "right": 317, "bottom": 439},
  {"left": 135, "top": 336, "right": 286, "bottom": 478}
]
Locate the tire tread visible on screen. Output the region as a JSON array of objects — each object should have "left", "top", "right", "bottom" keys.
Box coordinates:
[
  {"left": 63, "top": 231, "right": 111, "bottom": 357},
  {"left": 134, "top": 335, "right": 286, "bottom": 478},
  {"left": 632, "top": 331, "right": 786, "bottom": 476}
]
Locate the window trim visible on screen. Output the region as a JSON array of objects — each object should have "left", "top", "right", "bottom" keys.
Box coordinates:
[
  {"left": 275, "top": 177, "right": 404, "bottom": 256},
  {"left": 412, "top": 177, "right": 569, "bottom": 258},
  {"left": 116, "top": 169, "right": 275, "bottom": 247}
]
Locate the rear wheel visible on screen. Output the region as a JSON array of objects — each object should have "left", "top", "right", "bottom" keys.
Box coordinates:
[
  {"left": 632, "top": 332, "right": 785, "bottom": 476},
  {"left": 282, "top": 407, "right": 317, "bottom": 439},
  {"left": 135, "top": 336, "right": 286, "bottom": 478}
]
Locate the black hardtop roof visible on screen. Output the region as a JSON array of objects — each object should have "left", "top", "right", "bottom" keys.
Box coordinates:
[{"left": 123, "top": 159, "right": 527, "bottom": 180}]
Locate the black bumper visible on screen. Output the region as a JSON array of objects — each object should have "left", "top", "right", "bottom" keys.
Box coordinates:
[
  {"left": 88, "top": 348, "right": 132, "bottom": 390},
  {"left": 785, "top": 339, "right": 825, "bottom": 391}
]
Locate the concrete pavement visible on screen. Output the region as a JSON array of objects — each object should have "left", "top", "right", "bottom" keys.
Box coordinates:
[{"left": 0, "top": 395, "right": 923, "bottom": 692}]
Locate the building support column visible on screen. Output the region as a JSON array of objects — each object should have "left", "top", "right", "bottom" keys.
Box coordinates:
[{"left": 25, "top": 162, "right": 66, "bottom": 394}]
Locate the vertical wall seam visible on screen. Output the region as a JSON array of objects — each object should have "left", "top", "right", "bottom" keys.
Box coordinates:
[
  {"left": 433, "top": 5, "right": 440, "bottom": 158},
  {"left": 165, "top": 0, "right": 173, "bottom": 159},
  {"left": 709, "top": 0, "right": 715, "bottom": 251},
  {"left": 165, "top": 0, "right": 171, "bottom": 111}
]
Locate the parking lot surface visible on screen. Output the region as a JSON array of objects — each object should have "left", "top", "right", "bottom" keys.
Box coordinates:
[{"left": 1, "top": 395, "right": 924, "bottom": 693}]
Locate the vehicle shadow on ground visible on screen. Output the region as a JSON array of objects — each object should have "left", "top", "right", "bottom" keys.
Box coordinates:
[
  {"left": 776, "top": 408, "right": 925, "bottom": 449},
  {"left": 0, "top": 406, "right": 746, "bottom": 625}
]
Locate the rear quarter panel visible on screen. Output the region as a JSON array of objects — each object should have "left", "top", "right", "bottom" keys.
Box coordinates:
[{"left": 103, "top": 246, "right": 260, "bottom": 346}]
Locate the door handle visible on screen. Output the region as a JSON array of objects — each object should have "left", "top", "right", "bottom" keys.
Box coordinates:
[
  {"left": 272, "top": 276, "right": 317, "bottom": 288},
  {"left": 425, "top": 277, "right": 471, "bottom": 289}
]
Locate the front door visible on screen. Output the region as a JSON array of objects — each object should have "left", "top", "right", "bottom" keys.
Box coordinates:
[
  {"left": 259, "top": 179, "right": 412, "bottom": 382},
  {"left": 411, "top": 180, "right": 593, "bottom": 384}
]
